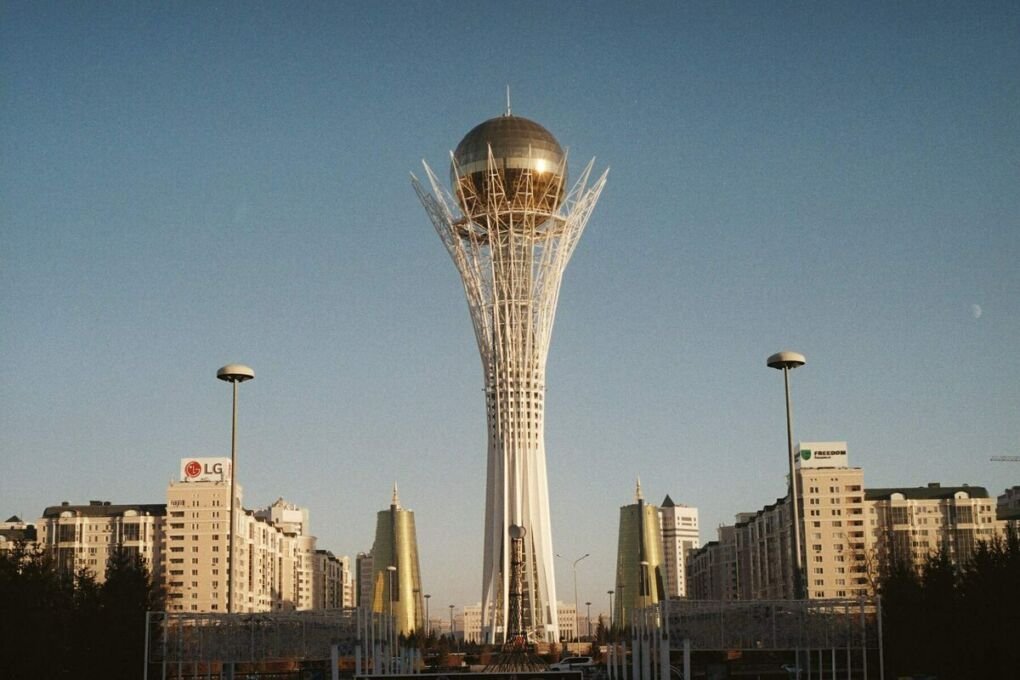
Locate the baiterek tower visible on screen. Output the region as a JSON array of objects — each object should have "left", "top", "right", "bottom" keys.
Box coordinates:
[{"left": 413, "top": 107, "right": 607, "bottom": 643}]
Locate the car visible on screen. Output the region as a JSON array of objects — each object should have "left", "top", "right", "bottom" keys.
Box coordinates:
[{"left": 549, "top": 656, "right": 595, "bottom": 671}]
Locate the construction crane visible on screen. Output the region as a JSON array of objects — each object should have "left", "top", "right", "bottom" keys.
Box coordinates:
[{"left": 990, "top": 456, "right": 1020, "bottom": 462}]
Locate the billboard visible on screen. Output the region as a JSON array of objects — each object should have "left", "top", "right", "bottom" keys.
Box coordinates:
[
  {"left": 796, "top": 441, "right": 848, "bottom": 469},
  {"left": 180, "top": 457, "right": 231, "bottom": 482}
]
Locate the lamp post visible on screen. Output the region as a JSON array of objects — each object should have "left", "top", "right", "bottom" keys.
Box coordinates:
[
  {"left": 767, "top": 350, "right": 806, "bottom": 600},
  {"left": 585, "top": 602, "right": 592, "bottom": 640},
  {"left": 556, "top": 552, "right": 589, "bottom": 641},
  {"left": 217, "top": 363, "right": 254, "bottom": 614},
  {"left": 607, "top": 589, "right": 615, "bottom": 633},
  {"left": 639, "top": 561, "right": 650, "bottom": 610},
  {"left": 387, "top": 565, "right": 397, "bottom": 641},
  {"left": 424, "top": 593, "right": 431, "bottom": 639}
]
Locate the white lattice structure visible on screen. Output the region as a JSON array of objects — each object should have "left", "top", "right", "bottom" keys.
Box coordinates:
[{"left": 413, "top": 113, "right": 607, "bottom": 643}]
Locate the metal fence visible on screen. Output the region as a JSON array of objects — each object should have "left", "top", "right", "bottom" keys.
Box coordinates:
[
  {"left": 604, "top": 598, "right": 883, "bottom": 680},
  {"left": 145, "top": 608, "right": 414, "bottom": 679},
  {"left": 662, "top": 598, "right": 880, "bottom": 653}
]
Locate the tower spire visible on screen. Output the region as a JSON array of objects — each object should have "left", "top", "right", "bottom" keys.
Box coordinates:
[
  {"left": 635, "top": 477, "right": 643, "bottom": 502},
  {"left": 505, "top": 84, "right": 512, "bottom": 116},
  {"left": 391, "top": 482, "right": 400, "bottom": 509}
]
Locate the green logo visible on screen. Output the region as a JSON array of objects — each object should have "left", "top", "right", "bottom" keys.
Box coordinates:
[{"left": 801, "top": 449, "right": 812, "bottom": 460}]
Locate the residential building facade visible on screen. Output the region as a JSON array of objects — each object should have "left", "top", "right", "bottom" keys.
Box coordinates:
[
  {"left": 36, "top": 500, "right": 164, "bottom": 580},
  {"left": 687, "top": 442, "right": 1010, "bottom": 602},
  {"left": 658, "top": 496, "right": 699, "bottom": 598}
]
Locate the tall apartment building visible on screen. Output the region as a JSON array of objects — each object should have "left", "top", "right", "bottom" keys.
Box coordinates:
[
  {"left": 368, "top": 485, "right": 424, "bottom": 635},
  {"left": 165, "top": 457, "right": 318, "bottom": 613},
  {"left": 687, "top": 442, "right": 1011, "bottom": 602},
  {"left": 165, "top": 457, "right": 238, "bottom": 612},
  {"left": 338, "top": 554, "right": 354, "bottom": 607},
  {"left": 313, "top": 550, "right": 352, "bottom": 609},
  {"left": 613, "top": 480, "right": 666, "bottom": 626},
  {"left": 866, "top": 484, "right": 1005, "bottom": 570},
  {"left": 795, "top": 443, "right": 869, "bottom": 600},
  {"left": 356, "top": 551, "right": 374, "bottom": 608},
  {"left": 27, "top": 458, "right": 343, "bottom": 614},
  {"left": 687, "top": 525, "right": 738, "bottom": 600},
  {"left": 690, "top": 443, "right": 868, "bottom": 601},
  {"left": 658, "top": 496, "right": 699, "bottom": 598},
  {"left": 732, "top": 501, "right": 794, "bottom": 600},
  {"left": 36, "top": 501, "right": 165, "bottom": 580}
]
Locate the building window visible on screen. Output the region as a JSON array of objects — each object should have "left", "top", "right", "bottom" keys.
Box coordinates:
[{"left": 123, "top": 523, "right": 140, "bottom": 542}]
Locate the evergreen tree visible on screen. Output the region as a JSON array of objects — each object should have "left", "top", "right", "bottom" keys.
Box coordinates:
[
  {"left": 879, "top": 524, "right": 1020, "bottom": 677},
  {"left": 99, "top": 547, "right": 165, "bottom": 679},
  {"left": 0, "top": 543, "right": 76, "bottom": 679}
]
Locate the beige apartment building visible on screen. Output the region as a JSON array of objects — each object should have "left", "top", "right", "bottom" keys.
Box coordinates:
[
  {"left": 165, "top": 457, "right": 333, "bottom": 613},
  {"left": 687, "top": 525, "right": 738, "bottom": 601},
  {"left": 461, "top": 601, "right": 577, "bottom": 643},
  {"left": 27, "top": 459, "right": 346, "bottom": 614},
  {"left": 313, "top": 550, "right": 353, "bottom": 609},
  {"left": 36, "top": 501, "right": 165, "bottom": 580},
  {"left": 796, "top": 446, "right": 869, "bottom": 600},
  {"left": 0, "top": 515, "right": 37, "bottom": 554},
  {"left": 866, "top": 483, "right": 1005, "bottom": 571},
  {"left": 687, "top": 442, "right": 1010, "bottom": 601}
]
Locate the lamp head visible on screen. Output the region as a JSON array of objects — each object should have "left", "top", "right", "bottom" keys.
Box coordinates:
[
  {"left": 767, "top": 351, "right": 806, "bottom": 370},
  {"left": 217, "top": 364, "right": 255, "bottom": 383}
]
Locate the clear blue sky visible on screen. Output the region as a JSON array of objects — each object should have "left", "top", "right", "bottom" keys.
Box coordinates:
[{"left": 3, "top": 1, "right": 1018, "bottom": 615}]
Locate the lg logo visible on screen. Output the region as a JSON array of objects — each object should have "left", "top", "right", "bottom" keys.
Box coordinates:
[{"left": 184, "top": 460, "right": 223, "bottom": 478}]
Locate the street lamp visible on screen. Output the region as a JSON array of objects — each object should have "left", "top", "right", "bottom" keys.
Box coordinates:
[
  {"left": 449, "top": 604, "right": 455, "bottom": 646},
  {"left": 556, "top": 552, "right": 589, "bottom": 641},
  {"left": 607, "top": 589, "right": 615, "bottom": 633},
  {"left": 387, "top": 565, "right": 397, "bottom": 633},
  {"left": 217, "top": 363, "right": 254, "bottom": 614},
  {"left": 424, "top": 593, "right": 431, "bottom": 638},
  {"left": 767, "top": 350, "right": 806, "bottom": 600},
  {"left": 639, "top": 561, "right": 650, "bottom": 609},
  {"left": 585, "top": 601, "right": 592, "bottom": 640}
]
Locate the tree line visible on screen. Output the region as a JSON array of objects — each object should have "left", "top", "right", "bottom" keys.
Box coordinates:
[
  {"left": 879, "top": 523, "right": 1019, "bottom": 677},
  {"left": 0, "top": 543, "right": 164, "bottom": 679}
]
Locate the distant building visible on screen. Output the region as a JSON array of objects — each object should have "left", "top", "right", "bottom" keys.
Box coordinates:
[
  {"left": 36, "top": 500, "right": 164, "bottom": 580},
  {"left": 658, "top": 496, "right": 699, "bottom": 598},
  {"left": 613, "top": 480, "right": 666, "bottom": 626},
  {"left": 793, "top": 443, "right": 869, "bottom": 600},
  {"left": 0, "top": 515, "right": 38, "bottom": 553},
  {"left": 556, "top": 601, "right": 578, "bottom": 642},
  {"left": 356, "top": 551, "right": 374, "bottom": 608},
  {"left": 687, "top": 442, "right": 1011, "bottom": 602},
  {"left": 866, "top": 483, "right": 1005, "bottom": 570},
  {"left": 368, "top": 485, "right": 424, "bottom": 635},
  {"left": 462, "top": 600, "right": 577, "bottom": 643},
  {"left": 997, "top": 486, "right": 1020, "bottom": 521},
  {"left": 686, "top": 524, "right": 738, "bottom": 601},
  {"left": 463, "top": 603, "right": 482, "bottom": 643},
  {"left": 313, "top": 550, "right": 352, "bottom": 609},
  {"left": 164, "top": 457, "right": 319, "bottom": 613}
]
